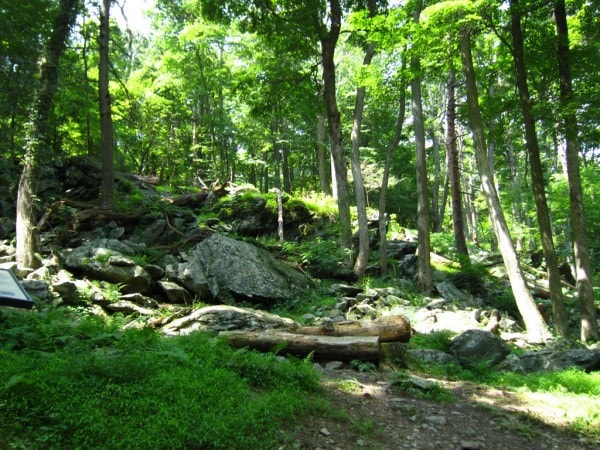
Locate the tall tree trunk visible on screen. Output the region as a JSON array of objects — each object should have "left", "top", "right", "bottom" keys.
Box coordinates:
[
  {"left": 281, "top": 118, "right": 291, "bottom": 193},
  {"left": 81, "top": 16, "right": 94, "bottom": 156},
  {"left": 446, "top": 66, "right": 469, "bottom": 260},
  {"left": 379, "top": 75, "right": 406, "bottom": 275},
  {"left": 463, "top": 148, "right": 479, "bottom": 246},
  {"left": 411, "top": 0, "right": 432, "bottom": 294},
  {"left": 460, "top": 26, "right": 549, "bottom": 342},
  {"left": 16, "top": 0, "right": 80, "bottom": 268},
  {"left": 351, "top": 43, "right": 375, "bottom": 279},
  {"left": 320, "top": 0, "right": 352, "bottom": 250},
  {"left": 506, "top": 142, "right": 526, "bottom": 252},
  {"left": 431, "top": 129, "right": 443, "bottom": 232},
  {"left": 99, "top": 0, "right": 114, "bottom": 209},
  {"left": 554, "top": 0, "right": 598, "bottom": 342},
  {"left": 316, "top": 113, "right": 332, "bottom": 196},
  {"left": 510, "top": 0, "right": 569, "bottom": 337}
]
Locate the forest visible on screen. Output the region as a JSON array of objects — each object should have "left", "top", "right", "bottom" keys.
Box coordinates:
[
  {"left": 3, "top": 0, "right": 598, "bottom": 339},
  {"left": 2, "top": 0, "right": 600, "bottom": 447}
]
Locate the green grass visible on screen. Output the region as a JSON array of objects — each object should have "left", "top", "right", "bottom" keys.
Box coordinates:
[
  {"left": 402, "top": 344, "right": 600, "bottom": 441},
  {"left": 0, "top": 308, "right": 325, "bottom": 449}
]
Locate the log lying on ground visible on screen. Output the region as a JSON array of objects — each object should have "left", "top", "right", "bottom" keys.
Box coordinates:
[
  {"left": 220, "top": 331, "right": 380, "bottom": 361},
  {"left": 219, "top": 315, "right": 411, "bottom": 362},
  {"left": 291, "top": 315, "right": 411, "bottom": 343}
]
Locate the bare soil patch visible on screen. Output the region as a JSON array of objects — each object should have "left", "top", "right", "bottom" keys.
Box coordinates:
[{"left": 283, "top": 367, "right": 596, "bottom": 450}]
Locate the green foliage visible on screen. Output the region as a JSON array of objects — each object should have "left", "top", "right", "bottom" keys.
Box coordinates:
[
  {"left": 409, "top": 330, "right": 456, "bottom": 353},
  {"left": 271, "top": 280, "right": 339, "bottom": 322},
  {"left": 213, "top": 190, "right": 265, "bottom": 220},
  {"left": 350, "top": 359, "right": 377, "bottom": 373},
  {"left": 287, "top": 237, "right": 352, "bottom": 276},
  {"left": 429, "top": 231, "right": 459, "bottom": 258},
  {"left": 390, "top": 372, "right": 456, "bottom": 403},
  {"left": 498, "top": 368, "right": 600, "bottom": 397},
  {"left": 448, "top": 262, "right": 490, "bottom": 297},
  {"left": 81, "top": 281, "right": 123, "bottom": 304},
  {"left": 113, "top": 180, "right": 148, "bottom": 211},
  {"left": 0, "top": 309, "right": 324, "bottom": 449}
]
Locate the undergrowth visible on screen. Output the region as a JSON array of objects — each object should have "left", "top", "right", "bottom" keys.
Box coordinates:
[{"left": 0, "top": 308, "right": 326, "bottom": 449}]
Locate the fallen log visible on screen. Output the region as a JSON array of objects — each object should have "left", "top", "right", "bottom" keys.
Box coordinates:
[
  {"left": 219, "top": 331, "right": 381, "bottom": 361},
  {"left": 290, "top": 315, "right": 411, "bottom": 343}
]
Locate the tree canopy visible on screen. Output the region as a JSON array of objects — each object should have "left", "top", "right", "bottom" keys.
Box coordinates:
[{"left": 2, "top": 0, "right": 599, "bottom": 339}]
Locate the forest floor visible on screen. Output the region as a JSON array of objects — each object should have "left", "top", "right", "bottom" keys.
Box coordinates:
[{"left": 283, "top": 366, "right": 597, "bottom": 450}]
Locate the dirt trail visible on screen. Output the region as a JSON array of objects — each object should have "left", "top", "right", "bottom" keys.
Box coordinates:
[{"left": 284, "top": 367, "right": 596, "bottom": 450}]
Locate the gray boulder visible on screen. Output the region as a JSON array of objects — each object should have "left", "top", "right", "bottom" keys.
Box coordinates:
[
  {"left": 546, "top": 348, "right": 600, "bottom": 372},
  {"left": 158, "top": 280, "right": 194, "bottom": 304},
  {"left": 450, "top": 329, "right": 511, "bottom": 368},
  {"left": 504, "top": 348, "right": 600, "bottom": 373},
  {"left": 161, "top": 304, "right": 297, "bottom": 335},
  {"left": 178, "top": 233, "right": 312, "bottom": 305},
  {"left": 407, "top": 349, "right": 459, "bottom": 367},
  {"left": 435, "top": 280, "right": 476, "bottom": 306},
  {"left": 62, "top": 239, "right": 152, "bottom": 294}
]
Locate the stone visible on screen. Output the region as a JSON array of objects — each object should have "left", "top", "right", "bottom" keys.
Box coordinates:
[
  {"left": 181, "top": 233, "right": 312, "bottom": 305},
  {"left": 52, "top": 277, "right": 94, "bottom": 306},
  {"left": 62, "top": 240, "right": 152, "bottom": 294},
  {"left": 119, "top": 293, "right": 160, "bottom": 308},
  {"left": 158, "top": 280, "right": 194, "bottom": 304},
  {"left": 161, "top": 304, "right": 297, "bottom": 336},
  {"left": 407, "top": 349, "right": 459, "bottom": 367},
  {"left": 497, "top": 353, "right": 526, "bottom": 374},
  {"left": 105, "top": 300, "right": 155, "bottom": 315},
  {"left": 450, "top": 329, "right": 511, "bottom": 368},
  {"left": 435, "top": 280, "right": 475, "bottom": 306}
]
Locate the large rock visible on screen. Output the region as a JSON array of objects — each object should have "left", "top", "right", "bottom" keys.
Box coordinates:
[
  {"left": 407, "top": 349, "right": 459, "bottom": 367},
  {"left": 177, "top": 233, "right": 312, "bottom": 305},
  {"left": 514, "top": 348, "right": 600, "bottom": 373},
  {"left": 161, "top": 305, "right": 297, "bottom": 335},
  {"left": 450, "top": 329, "right": 511, "bottom": 368},
  {"left": 62, "top": 239, "right": 153, "bottom": 294}
]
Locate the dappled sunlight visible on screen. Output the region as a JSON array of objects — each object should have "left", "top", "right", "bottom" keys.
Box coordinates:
[
  {"left": 440, "top": 378, "right": 600, "bottom": 444},
  {"left": 316, "top": 368, "right": 599, "bottom": 448}
]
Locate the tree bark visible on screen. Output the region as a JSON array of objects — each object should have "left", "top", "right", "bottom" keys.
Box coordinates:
[
  {"left": 446, "top": 65, "right": 469, "bottom": 260},
  {"left": 411, "top": 0, "right": 432, "bottom": 294},
  {"left": 554, "top": 0, "right": 598, "bottom": 342},
  {"left": 379, "top": 75, "right": 406, "bottom": 275},
  {"left": 351, "top": 43, "right": 376, "bottom": 279},
  {"left": 509, "top": 0, "right": 569, "bottom": 337},
  {"left": 320, "top": 0, "right": 352, "bottom": 250},
  {"left": 460, "top": 26, "right": 549, "bottom": 342},
  {"left": 316, "top": 113, "right": 332, "bottom": 196},
  {"left": 16, "top": 0, "right": 80, "bottom": 268},
  {"left": 292, "top": 315, "right": 411, "bottom": 343},
  {"left": 431, "top": 129, "right": 443, "bottom": 232},
  {"left": 99, "top": 0, "right": 114, "bottom": 209},
  {"left": 220, "top": 331, "right": 381, "bottom": 361}
]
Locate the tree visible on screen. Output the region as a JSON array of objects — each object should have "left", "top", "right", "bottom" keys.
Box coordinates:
[
  {"left": 460, "top": 24, "right": 549, "bottom": 342},
  {"left": 316, "top": 113, "right": 332, "bottom": 195},
  {"left": 554, "top": 0, "right": 598, "bottom": 342},
  {"left": 320, "top": 0, "right": 353, "bottom": 250},
  {"left": 349, "top": 2, "right": 378, "bottom": 279},
  {"left": 508, "top": 0, "right": 569, "bottom": 337},
  {"left": 411, "top": 0, "right": 432, "bottom": 294},
  {"left": 0, "top": 1, "right": 55, "bottom": 159},
  {"left": 379, "top": 72, "right": 407, "bottom": 275},
  {"left": 446, "top": 64, "right": 469, "bottom": 261},
  {"left": 16, "top": 0, "right": 80, "bottom": 268},
  {"left": 99, "top": 0, "right": 115, "bottom": 209}
]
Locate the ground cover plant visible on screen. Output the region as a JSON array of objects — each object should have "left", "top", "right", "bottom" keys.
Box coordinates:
[
  {"left": 404, "top": 329, "right": 600, "bottom": 441},
  {"left": 0, "top": 308, "right": 325, "bottom": 449}
]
